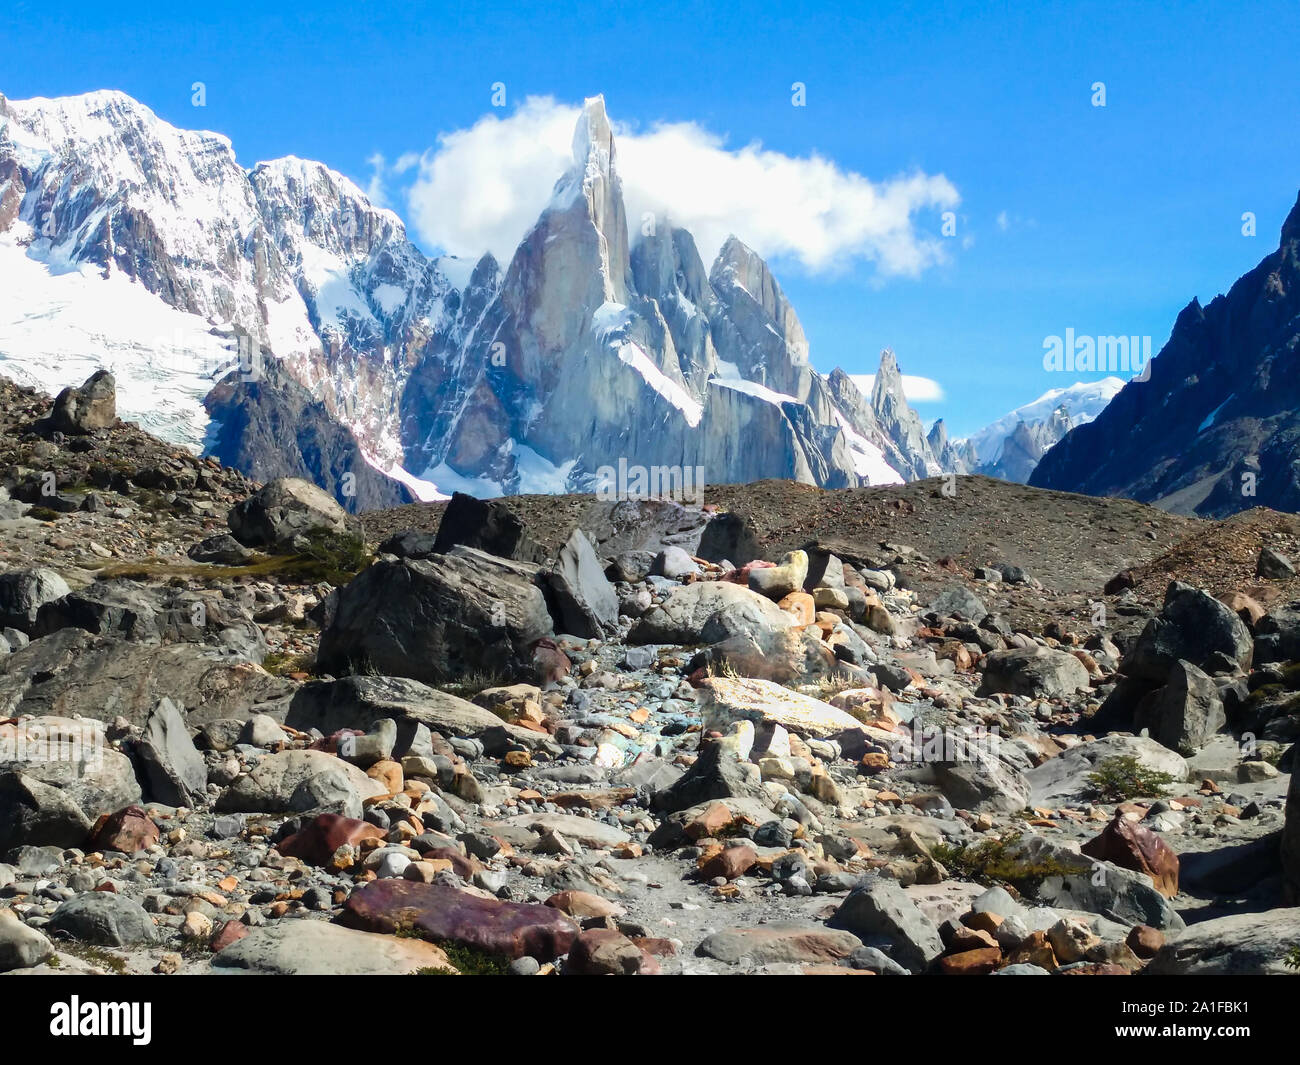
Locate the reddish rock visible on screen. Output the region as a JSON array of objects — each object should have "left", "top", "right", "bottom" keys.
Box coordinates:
[
  {"left": 565, "top": 928, "right": 657, "bottom": 975},
  {"left": 1125, "top": 924, "right": 1165, "bottom": 959},
  {"left": 209, "top": 920, "right": 249, "bottom": 952},
  {"left": 421, "top": 847, "right": 480, "bottom": 879},
  {"left": 1081, "top": 812, "right": 1179, "bottom": 898},
  {"left": 545, "top": 890, "right": 625, "bottom": 920},
  {"left": 339, "top": 879, "right": 580, "bottom": 961},
  {"left": 938, "top": 946, "right": 1002, "bottom": 974},
  {"left": 697, "top": 844, "right": 757, "bottom": 881},
  {"left": 275, "top": 813, "right": 386, "bottom": 866},
  {"left": 532, "top": 638, "right": 571, "bottom": 685},
  {"left": 89, "top": 805, "right": 159, "bottom": 854},
  {"left": 632, "top": 936, "right": 678, "bottom": 957},
  {"left": 946, "top": 926, "right": 999, "bottom": 953}
]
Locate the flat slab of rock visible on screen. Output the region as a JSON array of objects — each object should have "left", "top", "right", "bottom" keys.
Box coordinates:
[
  {"left": 339, "top": 880, "right": 579, "bottom": 960},
  {"left": 496, "top": 812, "right": 632, "bottom": 849},
  {"left": 697, "top": 925, "right": 862, "bottom": 966},
  {"left": 1142, "top": 910, "right": 1300, "bottom": 974},
  {"left": 698, "top": 676, "right": 864, "bottom": 739},
  {"left": 211, "top": 919, "right": 458, "bottom": 974}
]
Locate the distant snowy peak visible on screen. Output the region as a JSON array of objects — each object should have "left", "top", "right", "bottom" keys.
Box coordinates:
[
  {"left": 0, "top": 87, "right": 961, "bottom": 507},
  {"left": 963, "top": 376, "right": 1124, "bottom": 482}
]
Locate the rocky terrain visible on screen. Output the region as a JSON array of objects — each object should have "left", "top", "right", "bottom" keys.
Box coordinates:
[{"left": 1, "top": 370, "right": 1299, "bottom": 978}]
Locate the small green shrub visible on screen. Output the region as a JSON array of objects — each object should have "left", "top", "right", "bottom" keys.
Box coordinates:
[
  {"left": 1085, "top": 756, "right": 1177, "bottom": 802},
  {"left": 930, "top": 831, "right": 1084, "bottom": 891}
]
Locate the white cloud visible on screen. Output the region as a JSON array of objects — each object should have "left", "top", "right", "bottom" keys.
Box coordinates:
[
  {"left": 849, "top": 373, "right": 945, "bottom": 403},
  {"left": 403, "top": 96, "right": 960, "bottom": 278}
]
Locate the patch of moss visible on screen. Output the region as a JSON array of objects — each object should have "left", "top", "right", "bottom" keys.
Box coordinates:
[
  {"left": 435, "top": 941, "right": 509, "bottom": 976},
  {"left": 262, "top": 650, "right": 315, "bottom": 676},
  {"left": 1084, "top": 755, "right": 1177, "bottom": 802},
  {"left": 26, "top": 505, "right": 62, "bottom": 522},
  {"left": 58, "top": 942, "right": 129, "bottom": 974},
  {"left": 1285, "top": 945, "right": 1300, "bottom": 971},
  {"left": 292, "top": 526, "right": 371, "bottom": 585}
]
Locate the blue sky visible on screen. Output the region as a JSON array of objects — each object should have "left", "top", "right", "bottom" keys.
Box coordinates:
[{"left": 4, "top": 0, "right": 1299, "bottom": 436}]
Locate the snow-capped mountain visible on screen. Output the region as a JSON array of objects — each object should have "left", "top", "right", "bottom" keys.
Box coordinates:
[
  {"left": 961, "top": 377, "right": 1124, "bottom": 482},
  {"left": 0, "top": 89, "right": 956, "bottom": 506}
]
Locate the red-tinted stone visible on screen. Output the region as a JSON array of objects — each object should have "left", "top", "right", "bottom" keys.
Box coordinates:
[
  {"left": 275, "top": 813, "right": 386, "bottom": 866},
  {"left": 1081, "top": 812, "right": 1179, "bottom": 898},
  {"left": 338, "top": 879, "right": 580, "bottom": 961},
  {"left": 421, "top": 847, "right": 480, "bottom": 879},
  {"left": 89, "top": 805, "right": 159, "bottom": 854},
  {"left": 209, "top": 919, "right": 249, "bottom": 952},
  {"left": 1125, "top": 924, "right": 1165, "bottom": 959},
  {"left": 697, "top": 845, "right": 757, "bottom": 881},
  {"left": 565, "top": 928, "right": 657, "bottom": 975}
]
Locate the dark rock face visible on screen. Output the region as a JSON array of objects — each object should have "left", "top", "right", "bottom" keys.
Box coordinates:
[
  {"left": 0, "top": 772, "right": 93, "bottom": 852},
  {"left": 316, "top": 547, "right": 553, "bottom": 684},
  {"left": 1122, "top": 582, "right": 1253, "bottom": 682},
  {"left": 1032, "top": 191, "right": 1300, "bottom": 516},
  {"left": 205, "top": 358, "right": 410, "bottom": 514},
  {"left": 338, "top": 879, "right": 580, "bottom": 960},
  {"left": 48, "top": 370, "right": 116, "bottom": 433},
  {"left": 431, "top": 492, "right": 548, "bottom": 564}
]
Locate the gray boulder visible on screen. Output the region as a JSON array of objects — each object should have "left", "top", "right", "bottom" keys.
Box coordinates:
[
  {"left": 0, "top": 567, "right": 71, "bottom": 635},
  {"left": 1025, "top": 734, "right": 1189, "bottom": 807},
  {"left": 1123, "top": 581, "right": 1252, "bottom": 681},
  {"left": 215, "top": 750, "right": 386, "bottom": 818},
  {"left": 934, "top": 747, "right": 1031, "bottom": 813},
  {"left": 49, "top": 370, "right": 116, "bottom": 433},
  {"left": 1132, "top": 660, "right": 1225, "bottom": 755},
  {"left": 649, "top": 546, "right": 700, "bottom": 580},
  {"left": 47, "top": 892, "right": 159, "bottom": 946},
  {"left": 0, "top": 716, "right": 141, "bottom": 819},
  {"left": 136, "top": 697, "right": 208, "bottom": 807},
  {"left": 830, "top": 876, "right": 944, "bottom": 973},
  {"left": 316, "top": 547, "right": 553, "bottom": 685},
  {"left": 1142, "top": 910, "right": 1300, "bottom": 974},
  {"left": 629, "top": 581, "right": 793, "bottom": 645},
  {"left": 977, "top": 645, "right": 1090, "bottom": 699},
  {"left": 0, "top": 772, "right": 93, "bottom": 852},
  {"left": 547, "top": 529, "right": 618, "bottom": 637},
  {"left": 228, "top": 477, "right": 348, "bottom": 551},
  {"left": 928, "top": 585, "right": 989, "bottom": 622}
]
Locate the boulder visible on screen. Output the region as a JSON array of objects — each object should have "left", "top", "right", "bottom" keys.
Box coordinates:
[
  {"left": 696, "top": 511, "right": 763, "bottom": 565},
  {"left": 696, "top": 925, "right": 862, "bottom": 966},
  {"left": 275, "top": 813, "right": 388, "bottom": 866},
  {"left": 316, "top": 547, "right": 553, "bottom": 685},
  {"left": 547, "top": 529, "right": 618, "bottom": 636},
  {"left": 0, "top": 908, "right": 53, "bottom": 972},
  {"left": 136, "top": 697, "right": 208, "bottom": 807},
  {"left": 1142, "top": 910, "right": 1300, "bottom": 974},
  {"left": 977, "top": 645, "right": 1090, "bottom": 699},
  {"left": 1132, "top": 660, "right": 1225, "bottom": 755},
  {"left": 0, "top": 716, "right": 141, "bottom": 819},
  {"left": 629, "top": 580, "right": 793, "bottom": 646},
  {"left": 0, "top": 567, "right": 71, "bottom": 635},
  {"left": 211, "top": 919, "right": 458, "bottom": 975},
  {"left": 47, "top": 892, "right": 159, "bottom": 946},
  {"left": 648, "top": 546, "right": 701, "bottom": 579},
  {"left": 748, "top": 550, "right": 809, "bottom": 600},
  {"left": 49, "top": 370, "right": 116, "bottom": 433},
  {"left": 565, "top": 928, "right": 657, "bottom": 975},
  {"left": 1122, "top": 581, "right": 1252, "bottom": 682},
  {"left": 0, "top": 772, "right": 92, "bottom": 852},
  {"left": 286, "top": 676, "right": 556, "bottom": 753},
  {"left": 697, "top": 676, "right": 867, "bottom": 740},
  {"left": 651, "top": 726, "right": 770, "bottom": 814},
  {"left": 228, "top": 477, "right": 348, "bottom": 550},
  {"left": 339, "top": 879, "right": 580, "bottom": 961},
  {"left": 1081, "top": 812, "right": 1179, "bottom": 898},
  {"left": 215, "top": 750, "right": 386, "bottom": 818},
  {"left": 1257, "top": 547, "right": 1296, "bottom": 580},
  {"left": 928, "top": 585, "right": 989, "bottom": 623},
  {"left": 933, "top": 747, "right": 1031, "bottom": 814},
  {"left": 830, "top": 877, "right": 944, "bottom": 973},
  {"left": 1255, "top": 602, "right": 1300, "bottom": 664},
  {"left": 87, "top": 805, "right": 160, "bottom": 854},
  {"left": 431, "top": 492, "right": 547, "bottom": 564}
]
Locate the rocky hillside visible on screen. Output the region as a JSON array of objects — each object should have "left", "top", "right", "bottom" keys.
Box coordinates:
[
  {"left": 1032, "top": 192, "right": 1300, "bottom": 516},
  {"left": 0, "top": 89, "right": 957, "bottom": 505},
  {"left": 1, "top": 371, "right": 1298, "bottom": 976}
]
